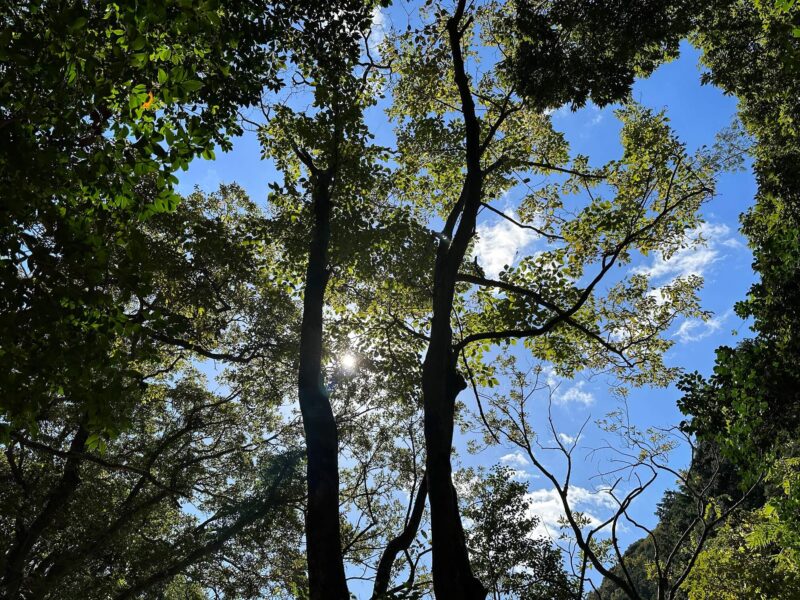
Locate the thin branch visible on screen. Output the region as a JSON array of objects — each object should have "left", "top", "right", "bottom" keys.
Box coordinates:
[{"left": 479, "top": 201, "right": 563, "bottom": 240}]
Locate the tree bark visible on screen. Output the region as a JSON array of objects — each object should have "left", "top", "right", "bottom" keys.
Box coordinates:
[{"left": 297, "top": 169, "right": 350, "bottom": 600}]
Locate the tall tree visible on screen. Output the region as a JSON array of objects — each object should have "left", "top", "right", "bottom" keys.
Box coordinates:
[
  {"left": 259, "top": 5, "right": 402, "bottom": 593},
  {"left": 385, "top": 1, "right": 716, "bottom": 596},
  {"left": 0, "top": 185, "right": 306, "bottom": 599},
  {"left": 0, "top": 0, "right": 364, "bottom": 433}
]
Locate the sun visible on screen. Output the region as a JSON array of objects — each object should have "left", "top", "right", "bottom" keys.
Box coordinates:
[{"left": 340, "top": 353, "right": 357, "bottom": 370}]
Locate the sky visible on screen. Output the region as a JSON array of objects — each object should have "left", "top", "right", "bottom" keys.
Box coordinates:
[{"left": 177, "top": 8, "right": 758, "bottom": 594}]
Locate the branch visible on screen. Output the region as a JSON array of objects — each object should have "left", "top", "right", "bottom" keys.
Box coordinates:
[
  {"left": 479, "top": 202, "right": 563, "bottom": 240},
  {"left": 483, "top": 156, "right": 606, "bottom": 179},
  {"left": 12, "top": 434, "right": 188, "bottom": 497},
  {"left": 145, "top": 329, "right": 264, "bottom": 364},
  {"left": 1, "top": 426, "right": 89, "bottom": 597},
  {"left": 113, "top": 453, "right": 300, "bottom": 600},
  {"left": 372, "top": 475, "right": 428, "bottom": 599},
  {"left": 478, "top": 93, "right": 519, "bottom": 155},
  {"left": 454, "top": 273, "right": 631, "bottom": 367}
]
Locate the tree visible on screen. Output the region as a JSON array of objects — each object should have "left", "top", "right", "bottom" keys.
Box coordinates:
[
  {"left": 470, "top": 357, "right": 757, "bottom": 600},
  {"left": 384, "top": 1, "right": 726, "bottom": 593},
  {"left": 0, "top": 0, "right": 367, "bottom": 433},
  {"left": 258, "top": 5, "right": 431, "bottom": 595},
  {"left": 681, "top": 510, "right": 800, "bottom": 600},
  {"left": 588, "top": 438, "right": 766, "bottom": 599},
  {"left": 0, "top": 186, "right": 307, "bottom": 598},
  {"left": 2, "top": 3, "right": 392, "bottom": 596},
  {"left": 593, "top": 3, "right": 800, "bottom": 597},
  {"left": 462, "top": 466, "right": 575, "bottom": 600},
  {"left": 678, "top": 0, "right": 800, "bottom": 470}
]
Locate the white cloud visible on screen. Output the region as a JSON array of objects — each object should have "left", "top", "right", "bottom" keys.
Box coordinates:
[
  {"left": 539, "top": 367, "right": 595, "bottom": 407},
  {"left": 475, "top": 211, "right": 537, "bottom": 278},
  {"left": 547, "top": 104, "right": 572, "bottom": 119},
  {"left": 674, "top": 308, "right": 733, "bottom": 344},
  {"left": 635, "top": 222, "right": 739, "bottom": 281},
  {"left": 557, "top": 432, "right": 579, "bottom": 445},
  {"left": 647, "top": 286, "right": 671, "bottom": 306},
  {"left": 368, "top": 6, "right": 387, "bottom": 52},
  {"left": 500, "top": 451, "right": 530, "bottom": 468},
  {"left": 588, "top": 105, "right": 605, "bottom": 126},
  {"left": 541, "top": 365, "right": 560, "bottom": 388},
  {"left": 554, "top": 381, "right": 595, "bottom": 407},
  {"left": 643, "top": 246, "right": 719, "bottom": 280},
  {"left": 721, "top": 237, "right": 746, "bottom": 249},
  {"left": 526, "top": 486, "right": 617, "bottom": 538},
  {"left": 508, "top": 468, "right": 531, "bottom": 481},
  {"left": 547, "top": 103, "right": 605, "bottom": 126}
]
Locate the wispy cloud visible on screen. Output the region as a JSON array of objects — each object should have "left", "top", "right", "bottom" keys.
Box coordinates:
[
  {"left": 500, "top": 451, "right": 531, "bottom": 468},
  {"left": 554, "top": 381, "right": 595, "bottom": 407},
  {"left": 538, "top": 366, "right": 596, "bottom": 407},
  {"left": 547, "top": 103, "right": 605, "bottom": 127},
  {"left": 674, "top": 308, "right": 733, "bottom": 344},
  {"left": 588, "top": 105, "right": 605, "bottom": 126},
  {"left": 635, "top": 222, "right": 740, "bottom": 281},
  {"left": 557, "top": 432, "right": 579, "bottom": 445},
  {"left": 368, "top": 6, "right": 387, "bottom": 53},
  {"left": 475, "top": 211, "right": 537, "bottom": 278},
  {"left": 526, "top": 486, "right": 616, "bottom": 538}
]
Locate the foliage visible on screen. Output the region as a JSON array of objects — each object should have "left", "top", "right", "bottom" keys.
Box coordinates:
[
  {"left": 385, "top": 0, "right": 727, "bottom": 399},
  {"left": 0, "top": 185, "right": 306, "bottom": 598},
  {"left": 679, "top": 0, "right": 800, "bottom": 475},
  {"left": 508, "top": 0, "right": 695, "bottom": 109},
  {"left": 589, "top": 440, "right": 765, "bottom": 599},
  {"left": 5, "top": 0, "right": 798, "bottom": 597},
  {"left": 746, "top": 456, "right": 800, "bottom": 573},
  {"left": 597, "top": 4, "right": 800, "bottom": 598},
  {"left": 1, "top": 382, "right": 306, "bottom": 599},
  {"left": 0, "top": 0, "right": 358, "bottom": 433},
  {"left": 682, "top": 510, "right": 800, "bottom": 600},
  {"left": 463, "top": 466, "right": 575, "bottom": 600}
]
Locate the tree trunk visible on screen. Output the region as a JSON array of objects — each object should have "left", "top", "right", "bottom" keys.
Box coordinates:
[
  {"left": 422, "top": 171, "right": 486, "bottom": 597},
  {"left": 422, "top": 298, "right": 486, "bottom": 600},
  {"left": 418, "top": 7, "right": 489, "bottom": 593},
  {"left": 421, "top": 8, "right": 487, "bottom": 587},
  {"left": 297, "top": 170, "right": 349, "bottom": 600}
]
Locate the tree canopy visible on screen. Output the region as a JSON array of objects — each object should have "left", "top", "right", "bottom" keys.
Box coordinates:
[{"left": 2, "top": 0, "right": 798, "bottom": 599}]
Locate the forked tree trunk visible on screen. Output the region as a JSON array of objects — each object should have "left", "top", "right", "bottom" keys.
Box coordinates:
[
  {"left": 418, "top": 5, "right": 493, "bottom": 596},
  {"left": 297, "top": 170, "right": 349, "bottom": 600},
  {"left": 422, "top": 250, "right": 487, "bottom": 600}
]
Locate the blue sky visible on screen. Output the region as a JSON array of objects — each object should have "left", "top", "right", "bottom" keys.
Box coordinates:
[{"left": 177, "top": 14, "right": 757, "bottom": 593}]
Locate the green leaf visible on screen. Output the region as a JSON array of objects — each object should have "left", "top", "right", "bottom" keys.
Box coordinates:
[
  {"left": 69, "top": 16, "right": 88, "bottom": 31},
  {"left": 182, "top": 79, "right": 204, "bottom": 92}
]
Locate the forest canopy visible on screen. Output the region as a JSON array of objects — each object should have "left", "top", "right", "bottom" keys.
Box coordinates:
[{"left": 1, "top": 0, "right": 799, "bottom": 599}]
